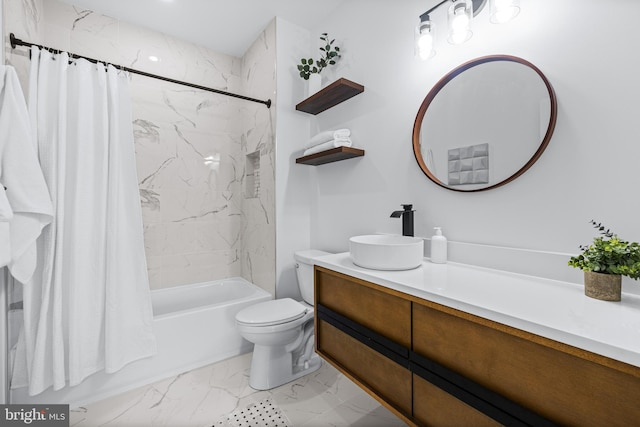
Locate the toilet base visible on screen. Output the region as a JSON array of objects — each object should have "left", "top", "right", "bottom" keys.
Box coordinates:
[{"left": 248, "top": 344, "right": 322, "bottom": 390}]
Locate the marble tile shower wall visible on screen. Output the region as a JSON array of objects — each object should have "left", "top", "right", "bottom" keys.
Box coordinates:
[
  {"left": 4, "top": 0, "right": 276, "bottom": 293},
  {"left": 239, "top": 24, "right": 276, "bottom": 294}
]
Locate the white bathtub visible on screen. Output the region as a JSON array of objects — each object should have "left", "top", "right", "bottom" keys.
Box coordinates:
[{"left": 11, "top": 277, "right": 271, "bottom": 408}]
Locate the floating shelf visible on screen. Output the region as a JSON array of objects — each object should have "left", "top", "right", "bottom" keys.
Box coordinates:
[
  {"left": 296, "top": 78, "right": 364, "bottom": 115},
  {"left": 296, "top": 147, "right": 365, "bottom": 166}
]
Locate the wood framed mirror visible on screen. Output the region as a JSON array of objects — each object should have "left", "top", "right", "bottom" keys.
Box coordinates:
[{"left": 412, "top": 55, "right": 557, "bottom": 192}]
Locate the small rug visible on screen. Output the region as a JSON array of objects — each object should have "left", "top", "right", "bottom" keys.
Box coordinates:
[{"left": 214, "top": 397, "right": 293, "bottom": 427}]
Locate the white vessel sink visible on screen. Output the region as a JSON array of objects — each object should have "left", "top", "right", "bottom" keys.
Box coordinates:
[{"left": 349, "top": 234, "right": 424, "bottom": 271}]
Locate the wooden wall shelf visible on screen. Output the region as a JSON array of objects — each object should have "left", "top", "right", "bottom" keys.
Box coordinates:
[
  {"left": 296, "top": 78, "right": 364, "bottom": 115},
  {"left": 296, "top": 147, "right": 365, "bottom": 166}
]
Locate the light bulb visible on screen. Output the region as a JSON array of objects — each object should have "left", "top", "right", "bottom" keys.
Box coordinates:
[
  {"left": 451, "top": 9, "right": 470, "bottom": 31},
  {"left": 450, "top": 30, "right": 468, "bottom": 45},
  {"left": 415, "top": 18, "right": 435, "bottom": 60},
  {"left": 447, "top": 1, "right": 473, "bottom": 45},
  {"left": 490, "top": 0, "right": 520, "bottom": 24},
  {"left": 418, "top": 33, "right": 434, "bottom": 60}
]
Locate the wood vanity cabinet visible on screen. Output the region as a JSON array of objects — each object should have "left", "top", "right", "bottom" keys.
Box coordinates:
[{"left": 314, "top": 266, "right": 640, "bottom": 427}]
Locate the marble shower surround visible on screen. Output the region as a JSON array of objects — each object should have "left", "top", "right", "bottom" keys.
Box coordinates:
[
  {"left": 239, "top": 24, "right": 276, "bottom": 293},
  {"left": 4, "top": 0, "right": 276, "bottom": 293}
]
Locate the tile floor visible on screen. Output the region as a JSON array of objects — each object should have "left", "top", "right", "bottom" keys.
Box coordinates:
[{"left": 69, "top": 353, "right": 407, "bottom": 426}]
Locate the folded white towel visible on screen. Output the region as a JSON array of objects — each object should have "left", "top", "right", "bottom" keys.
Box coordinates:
[
  {"left": 0, "top": 186, "right": 12, "bottom": 268},
  {"left": 303, "top": 137, "right": 352, "bottom": 156},
  {"left": 0, "top": 65, "right": 53, "bottom": 282},
  {"left": 305, "top": 129, "right": 351, "bottom": 149}
]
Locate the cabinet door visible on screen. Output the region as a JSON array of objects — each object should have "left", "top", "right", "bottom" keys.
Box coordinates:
[{"left": 413, "top": 301, "right": 640, "bottom": 427}]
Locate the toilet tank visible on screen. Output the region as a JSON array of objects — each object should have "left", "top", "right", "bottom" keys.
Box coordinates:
[{"left": 294, "top": 250, "right": 331, "bottom": 305}]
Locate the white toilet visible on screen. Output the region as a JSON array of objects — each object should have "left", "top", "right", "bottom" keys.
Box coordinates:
[{"left": 235, "top": 249, "right": 330, "bottom": 390}]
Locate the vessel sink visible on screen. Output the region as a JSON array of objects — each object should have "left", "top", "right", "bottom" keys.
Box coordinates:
[{"left": 349, "top": 234, "right": 424, "bottom": 271}]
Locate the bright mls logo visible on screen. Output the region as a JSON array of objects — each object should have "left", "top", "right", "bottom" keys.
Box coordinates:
[{"left": 2, "top": 405, "right": 68, "bottom": 426}]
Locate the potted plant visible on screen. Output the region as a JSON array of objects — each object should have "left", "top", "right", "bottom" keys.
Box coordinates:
[
  {"left": 568, "top": 220, "right": 640, "bottom": 301},
  {"left": 297, "top": 33, "right": 341, "bottom": 95}
]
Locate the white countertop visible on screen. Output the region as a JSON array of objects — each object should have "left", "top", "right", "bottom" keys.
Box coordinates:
[{"left": 314, "top": 253, "right": 640, "bottom": 369}]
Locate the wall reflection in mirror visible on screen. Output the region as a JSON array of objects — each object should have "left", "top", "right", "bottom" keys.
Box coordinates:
[{"left": 413, "top": 55, "right": 557, "bottom": 192}]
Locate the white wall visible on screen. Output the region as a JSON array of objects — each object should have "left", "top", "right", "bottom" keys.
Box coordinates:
[
  {"left": 272, "top": 0, "right": 640, "bottom": 290},
  {"left": 275, "top": 18, "right": 312, "bottom": 299}
]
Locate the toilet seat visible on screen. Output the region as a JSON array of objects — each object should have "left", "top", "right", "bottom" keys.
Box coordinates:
[{"left": 236, "top": 298, "right": 307, "bottom": 327}]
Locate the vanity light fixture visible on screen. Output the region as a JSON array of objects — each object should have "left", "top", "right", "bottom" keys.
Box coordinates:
[{"left": 415, "top": 0, "right": 521, "bottom": 60}]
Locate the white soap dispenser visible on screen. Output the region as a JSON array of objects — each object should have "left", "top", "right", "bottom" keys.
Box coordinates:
[{"left": 430, "top": 227, "right": 447, "bottom": 264}]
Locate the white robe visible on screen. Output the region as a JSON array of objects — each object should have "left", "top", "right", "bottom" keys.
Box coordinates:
[
  {"left": 0, "top": 185, "right": 13, "bottom": 268},
  {"left": 0, "top": 65, "right": 53, "bottom": 282}
]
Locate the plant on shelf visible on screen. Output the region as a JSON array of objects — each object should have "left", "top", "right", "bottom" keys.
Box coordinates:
[
  {"left": 297, "top": 33, "right": 341, "bottom": 80},
  {"left": 568, "top": 220, "right": 640, "bottom": 300}
]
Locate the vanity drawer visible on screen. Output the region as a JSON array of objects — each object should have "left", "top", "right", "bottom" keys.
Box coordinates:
[
  {"left": 315, "top": 266, "right": 411, "bottom": 347},
  {"left": 413, "top": 374, "right": 500, "bottom": 427},
  {"left": 412, "top": 301, "right": 640, "bottom": 427},
  {"left": 317, "top": 318, "right": 412, "bottom": 415}
]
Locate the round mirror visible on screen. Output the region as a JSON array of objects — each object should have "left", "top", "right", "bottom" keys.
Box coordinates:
[{"left": 412, "top": 55, "right": 557, "bottom": 192}]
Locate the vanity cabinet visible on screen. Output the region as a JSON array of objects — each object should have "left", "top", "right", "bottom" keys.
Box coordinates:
[{"left": 314, "top": 266, "right": 640, "bottom": 427}]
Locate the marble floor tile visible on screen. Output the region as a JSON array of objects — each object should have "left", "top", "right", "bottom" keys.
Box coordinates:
[{"left": 70, "top": 353, "right": 407, "bottom": 427}]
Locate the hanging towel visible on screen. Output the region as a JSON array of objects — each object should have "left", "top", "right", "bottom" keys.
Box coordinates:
[
  {"left": 305, "top": 128, "right": 351, "bottom": 149},
  {"left": 0, "top": 185, "right": 13, "bottom": 268},
  {"left": 0, "top": 65, "right": 53, "bottom": 283},
  {"left": 302, "top": 137, "right": 353, "bottom": 157}
]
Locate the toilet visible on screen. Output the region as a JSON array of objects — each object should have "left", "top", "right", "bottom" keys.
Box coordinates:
[{"left": 235, "top": 249, "right": 330, "bottom": 390}]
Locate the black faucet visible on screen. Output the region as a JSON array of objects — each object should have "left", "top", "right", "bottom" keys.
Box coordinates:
[{"left": 390, "top": 204, "right": 415, "bottom": 237}]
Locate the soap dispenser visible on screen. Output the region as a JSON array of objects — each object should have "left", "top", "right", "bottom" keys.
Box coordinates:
[{"left": 430, "top": 227, "right": 447, "bottom": 264}]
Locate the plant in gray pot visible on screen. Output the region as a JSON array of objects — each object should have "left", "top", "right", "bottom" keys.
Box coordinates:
[{"left": 568, "top": 220, "right": 640, "bottom": 301}]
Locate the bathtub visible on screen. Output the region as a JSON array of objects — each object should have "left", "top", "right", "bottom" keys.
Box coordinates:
[{"left": 11, "top": 277, "right": 271, "bottom": 408}]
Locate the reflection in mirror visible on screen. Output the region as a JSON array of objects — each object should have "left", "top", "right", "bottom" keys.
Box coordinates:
[{"left": 412, "top": 55, "right": 557, "bottom": 192}]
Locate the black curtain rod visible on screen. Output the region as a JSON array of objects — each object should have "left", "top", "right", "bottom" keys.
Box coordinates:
[{"left": 9, "top": 33, "right": 272, "bottom": 108}]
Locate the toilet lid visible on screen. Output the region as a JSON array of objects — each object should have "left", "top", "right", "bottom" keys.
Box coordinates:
[{"left": 236, "top": 298, "right": 307, "bottom": 326}]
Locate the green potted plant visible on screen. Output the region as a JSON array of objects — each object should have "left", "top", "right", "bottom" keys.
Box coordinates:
[
  {"left": 568, "top": 220, "right": 640, "bottom": 301},
  {"left": 297, "top": 33, "right": 341, "bottom": 96}
]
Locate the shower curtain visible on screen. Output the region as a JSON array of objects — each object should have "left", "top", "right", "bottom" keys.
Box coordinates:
[{"left": 11, "top": 47, "right": 157, "bottom": 396}]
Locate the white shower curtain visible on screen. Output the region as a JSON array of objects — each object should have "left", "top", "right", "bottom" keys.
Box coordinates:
[{"left": 12, "top": 47, "right": 157, "bottom": 395}]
